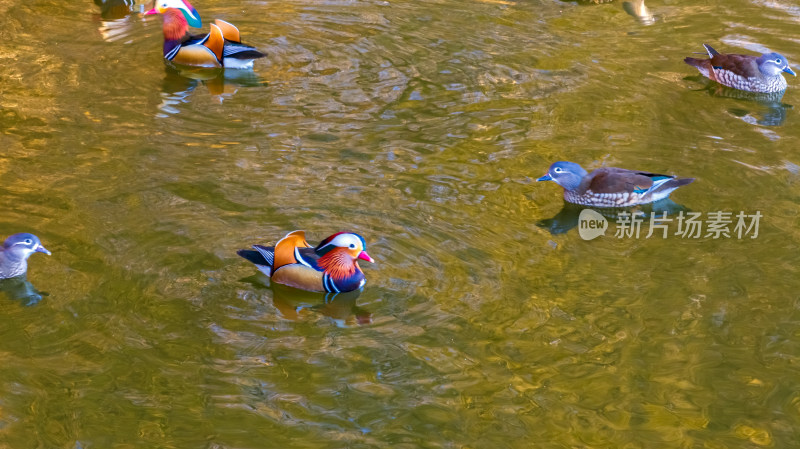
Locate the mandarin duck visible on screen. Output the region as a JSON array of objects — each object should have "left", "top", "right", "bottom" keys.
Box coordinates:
[
  {"left": 537, "top": 161, "right": 694, "bottom": 208},
  {"left": 238, "top": 231, "right": 374, "bottom": 293},
  {"left": 146, "top": 0, "right": 265, "bottom": 69},
  {"left": 0, "top": 233, "right": 51, "bottom": 280},
  {"left": 685, "top": 44, "right": 796, "bottom": 93}
]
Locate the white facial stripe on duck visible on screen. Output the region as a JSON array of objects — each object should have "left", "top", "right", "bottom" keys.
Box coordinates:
[
  {"left": 316, "top": 233, "right": 372, "bottom": 260},
  {"left": 154, "top": 0, "right": 201, "bottom": 26}
]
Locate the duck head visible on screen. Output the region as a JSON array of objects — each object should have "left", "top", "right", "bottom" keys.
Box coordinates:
[
  {"left": 537, "top": 161, "right": 588, "bottom": 190},
  {"left": 3, "top": 233, "right": 51, "bottom": 261},
  {"left": 145, "top": 0, "right": 202, "bottom": 28},
  {"left": 757, "top": 52, "right": 796, "bottom": 77},
  {"left": 315, "top": 232, "right": 374, "bottom": 263}
]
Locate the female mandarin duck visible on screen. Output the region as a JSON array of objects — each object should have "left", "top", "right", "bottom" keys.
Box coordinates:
[
  {"left": 0, "top": 233, "right": 51, "bottom": 280},
  {"left": 537, "top": 161, "right": 694, "bottom": 208},
  {"left": 685, "top": 44, "right": 795, "bottom": 93},
  {"left": 238, "top": 231, "right": 374, "bottom": 293},
  {"left": 146, "top": 0, "right": 265, "bottom": 69}
]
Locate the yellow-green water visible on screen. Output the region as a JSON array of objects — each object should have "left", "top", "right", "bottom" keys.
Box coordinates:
[{"left": 2, "top": 0, "right": 800, "bottom": 447}]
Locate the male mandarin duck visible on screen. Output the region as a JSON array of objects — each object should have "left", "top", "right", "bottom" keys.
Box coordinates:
[
  {"left": 238, "top": 231, "right": 374, "bottom": 293},
  {"left": 0, "top": 233, "right": 51, "bottom": 280},
  {"left": 537, "top": 161, "right": 694, "bottom": 208},
  {"left": 685, "top": 44, "right": 795, "bottom": 93},
  {"left": 146, "top": 0, "right": 265, "bottom": 69}
]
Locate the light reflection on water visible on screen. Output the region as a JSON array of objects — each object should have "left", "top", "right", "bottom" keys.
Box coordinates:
[{"left": 2, "top": 0, "right": 800, "bottom": 447}]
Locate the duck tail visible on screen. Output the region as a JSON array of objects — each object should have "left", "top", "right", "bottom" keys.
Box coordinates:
[
  {"left": 643, "top": 177, "right": 694, "bottom": 201},
  {"left": 238, "top": 245, "right": 275, "bottom": 276},
  {"left": 651, "top": 176, "right": 694, "bottom": 191},
  {"left": 684, "top": 57, "right": 714, "bottom": 79}
]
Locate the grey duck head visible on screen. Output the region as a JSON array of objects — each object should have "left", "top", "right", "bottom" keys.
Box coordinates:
[
  {"left": 2, "top": 233, "right": 51, "bottom": 261},
  {"left": 537, "top": 161, "right": 588, "bottom": 191},
  {"left": 756, "top": 52, "right": 796, "bottom": 77}
]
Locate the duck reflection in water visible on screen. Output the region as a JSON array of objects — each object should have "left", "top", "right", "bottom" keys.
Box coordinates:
[
  {"left": 158, "top": 65, "right": 267, "bottom": 116},
  {"left": 94, "top": 0, "right": 147, "bottom": 42},
  {"left": 0, "top": 277, "right": 48, "bottom": 306},
  {"left": 579, "top": 0, "right": 655, "bottom": 24},
  {"left": 686, "top": 77, "right": 792, "bottom": 127},
  {"left": 622, "top": 0, "right": 654, "bottom": 25},
  {"left": 241, "top": 275, "right": 372, "bottom": 326},
  {"left": 94, "top": 0, "right": 147, "bottom": 19},
  {"left": 537, "top": 198, "right": 688, "bottom": 235}
]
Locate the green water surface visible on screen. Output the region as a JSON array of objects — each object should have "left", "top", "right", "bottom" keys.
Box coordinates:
[{"left": 2, "top": 0, "right": 800, "bottom": 447}]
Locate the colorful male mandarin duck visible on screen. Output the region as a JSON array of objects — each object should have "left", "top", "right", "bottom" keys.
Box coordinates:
[
  {"left": 238, "top": 231, "right": 374, "bottom": 293},
  {"left": 537, "top": 161, "right": 694, "bottom": 208},
  {"left": 685, "top": 44, "right": 795, "bottom": 93},
  {"left": 146, "top": 0, "right": 265, "bottom": 69},
  {"left": 0, "top": 233, "right": 51, "bottom": 280}
]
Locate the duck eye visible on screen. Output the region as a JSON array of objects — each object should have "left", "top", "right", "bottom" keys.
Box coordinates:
[
  {"left": 776, "top": 59, "right": 782, "bottom": 64},
  {"left": 24, "top": 239, "right": 32, "bottom": 245},
  {"left": 554, "top": 167, "right": 563, "bottom": 173},
  {"left": 349, "top": 244, "right": 356, "bottom": 249}
]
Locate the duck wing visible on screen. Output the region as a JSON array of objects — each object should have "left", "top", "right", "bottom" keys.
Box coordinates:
[{"left": 584, "top": 167, "right": 675, "bottom": 194}]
